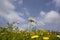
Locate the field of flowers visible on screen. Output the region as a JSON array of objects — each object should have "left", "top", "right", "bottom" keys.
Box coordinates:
[
  {"left": 0, "top": 18, "right": 60, "bottom": 40},
  {"left": 0, "top": 26, "right": 60, "bottom": 40}
]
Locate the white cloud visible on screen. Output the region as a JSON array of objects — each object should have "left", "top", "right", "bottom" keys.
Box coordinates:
[
  {"left": 38, "top": 10, "right": 60, "bottom": 31},
  {"left": 40, "top": 11, "right": 46, "bottom": 18},
  {"left": 39, "top": 10, "right": 60, "bottom": 25},
  {"left": 53, "top": 0, "right": 60, "bottom": 7},
  {"left": 0, "top": 0, "right": 60, "bottom": 31},
  {"left": 45, "top": 10, "right": 60, "bottom": 24},
  {"left": 0, "top": 0, "right": 15, "bottom": 12},
  {"left": 0, "top": 0, "right": 25, "bottom": 25}
]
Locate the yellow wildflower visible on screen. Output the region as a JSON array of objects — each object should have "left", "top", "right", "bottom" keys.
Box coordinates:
[
  {"left": 43, "top": 37, "right": 49, "bottom": 40},
  {"left": 31, "top": 35, "right": 39, "bottom": 39}
]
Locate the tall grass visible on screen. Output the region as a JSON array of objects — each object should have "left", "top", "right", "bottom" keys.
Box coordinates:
[{"left": 0, "top": 26, "right": 60, "bottom": 40}]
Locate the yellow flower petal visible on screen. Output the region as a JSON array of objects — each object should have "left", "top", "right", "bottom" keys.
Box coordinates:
[
  {"left": 31, "top": 35, "right": 39, "bottom": 39},
  {"left": 43, "top": 37, "right": 49, "bottom": 40}
]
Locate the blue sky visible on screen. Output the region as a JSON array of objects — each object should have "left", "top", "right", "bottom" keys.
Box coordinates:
[{"left": 0, "top": 0, "right": 60, "bottom": 32}]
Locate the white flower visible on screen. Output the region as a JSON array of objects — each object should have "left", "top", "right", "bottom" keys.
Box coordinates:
[
  {"left": 28, "top": 17, "right": 36, "bottom": 22},
  {"left": 57, "top": 35, "right": 60, "bottom": 38}
]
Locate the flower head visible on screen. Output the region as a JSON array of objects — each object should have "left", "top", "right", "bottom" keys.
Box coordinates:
[
  {"left": 31, "top": 35, "right": 39, "bottom": 39},
  {"left": 57, "top": 35, "right": 60, "bottom": 38},
  {"left": 43, "top": 37, "right": 49, "bottom": 40},
  {"left": 28, "top": 17, "right": 36, "bottom": 22}
]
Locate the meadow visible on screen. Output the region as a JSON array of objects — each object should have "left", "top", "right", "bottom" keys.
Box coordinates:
[
  {"left": 0, "top": 26, "right": 60, "bottom": 40},
  {"left": 0, "top": 18, "right": 60, "bottom": 40}
]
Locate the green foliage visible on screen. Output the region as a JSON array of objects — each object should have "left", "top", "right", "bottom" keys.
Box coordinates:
[{"left": 0, "top": 26, "right": 60, "bottom": 40}]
